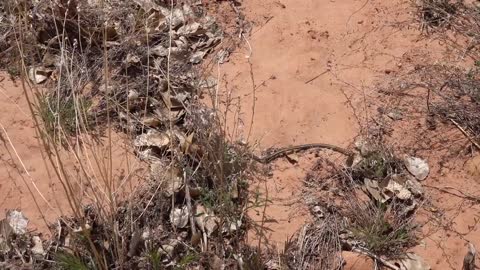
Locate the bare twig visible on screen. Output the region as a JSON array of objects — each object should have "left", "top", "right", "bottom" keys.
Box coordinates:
[
  {"left": 450, "top": 119, "right": 480, "bottom": 151},
  {"left": 304, "top": 70, "right": 329, "bottom": 84},
  {"left": 425, "top": 184, "right": 480, "bottom": 203}
]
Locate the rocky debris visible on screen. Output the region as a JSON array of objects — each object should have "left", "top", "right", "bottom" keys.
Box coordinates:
[{"left": 404, "top": 156, "right": 430, "bottom": 181}]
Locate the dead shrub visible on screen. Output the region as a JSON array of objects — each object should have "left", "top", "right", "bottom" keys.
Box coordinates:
[
  {"left": 415, "top": 0, "right": 480, "bottom": 58},
  {"left": 283, "top": 138, "right": 420, "bottom": 269},
  {"left": 1, "top": 0, "right": 262, "bottom": 268}
]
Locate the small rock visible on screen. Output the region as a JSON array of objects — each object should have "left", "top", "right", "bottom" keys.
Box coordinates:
[
  {"left": 127, "top": 90, "right": 139, "bottom": 100},
  {"left": 6, "top": 210, "right": 28, "bottom": 234},
  {"left": 169, "top": 8, "right": 186, "bottom": 29},
  {"left": 404, "top": 156, "right": 429, "bottom": 181},
  {"left": 31, "top": 236, "right": 45, "bottom": 256}
]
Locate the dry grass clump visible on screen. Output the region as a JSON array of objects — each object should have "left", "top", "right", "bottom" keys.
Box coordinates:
[
  {"left": 283, "top": 214, "right": 345, "bottom": 270},
  {"left": 381, "top": 63, "right": 480, "bottom": 143},
  {"left": 416, "top": 0, "right": 480, "bottom": 58},
  {"left": 0, "top": 0, "right": 262, "bottom": 269},
  {"left": 428, "top": 66, "right": 480, "bottom": 138},
  {"left": 417, "top": 0, "right": 460, "bottom": 29},
  {"left": 36, "top": 106, "right": 256, "bottom": 269},
  {"left": 282, "top": 139, "right": 419, "bottom": 269}
]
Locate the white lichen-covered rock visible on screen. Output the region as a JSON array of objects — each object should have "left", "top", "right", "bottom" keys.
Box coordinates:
[
  {"left": 6, "top": 210, "right": 28, "bottom": 235},
  {"left": 404, "top": 156, "right": 429, "bottom": 181}
]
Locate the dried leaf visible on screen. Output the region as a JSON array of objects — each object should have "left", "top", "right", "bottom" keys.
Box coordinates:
[
  {"left": 133, "top": 0, "right": 161, "bottom": 12},
  {"left": 151, "top": 164, "right": 184, "bottom": 197},
  {"left": 134, "top": 130, "right": 170, "bottom": 149},
  {"left": 141, "top": 116, "right": 162, "bottom": 127},
  {"left": 177, "top": 22, "right": 202, "bottom": 36},
  {"left": 126, "top": 53, "right": 141, "bottom": 64},
  {"left": 151, "top": 45, "right": 169, "bottom": 57},
  {"left": 364, "top": 178, "right": 383, "bottom": 202},
  {"left": 158, "top": 239, "right": 180, "bottom": 257},
  {"left": 383, "top": 180, "right": 412, "bottom": 201},
  {"left": 160, "top": 91, "right": 187, "bottom": 110},
  {"left": 190, "top": 50, "right": 207, "bottom": 64},
  {"left": 405, "top": 176, "right": 424, "bottom": 196},
  {"left": 170, "top": 206, "right": 189, "bottom": 228},
  {"left": 195, "top": 204, "right": 219, "bottom": 236},
  {"left": 28, "top": 67, "right": 51, "bottom": 84},
  {"left": 217, "top": 49, "right": 230, "bottom": 64},
  {"left": 183, "top": 132, "right": 194, "bottom": 154}
]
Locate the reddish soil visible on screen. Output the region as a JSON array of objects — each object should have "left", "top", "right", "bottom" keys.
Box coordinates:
[
  {"left": 220, "top": 0, "right": 480, "bottom": 269},
  {"left": 2, "top": 0, "right": 480, "bottom": 269},
  {"left": 0, "top": 74, "right": 140, "bottom": 235}
]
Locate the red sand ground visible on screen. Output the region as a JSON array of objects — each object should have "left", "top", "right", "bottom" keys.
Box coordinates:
[
  {"left": 220, "top": 0, "right": 480, "bottom": 269},
  {"left": 2, "top": 0, "right": 480, "bottom": 269},
  {"left": 0, "top": 74, "right": 141, "bottom": 234}
]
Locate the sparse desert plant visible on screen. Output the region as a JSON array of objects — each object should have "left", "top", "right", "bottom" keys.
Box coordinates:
[{"left": 348, "top": 200, "right": 416, "bottom": 257}]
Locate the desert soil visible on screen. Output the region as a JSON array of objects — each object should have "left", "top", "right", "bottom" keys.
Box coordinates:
[
  {"left": 1, "top": 0, "right": 480, "bottom": 269},
  {"left": 0, "top": 74, "right": 142, "bottom": 234},
  {"left": 220, "top": 0, "right": 480, "bottom": 269}
]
